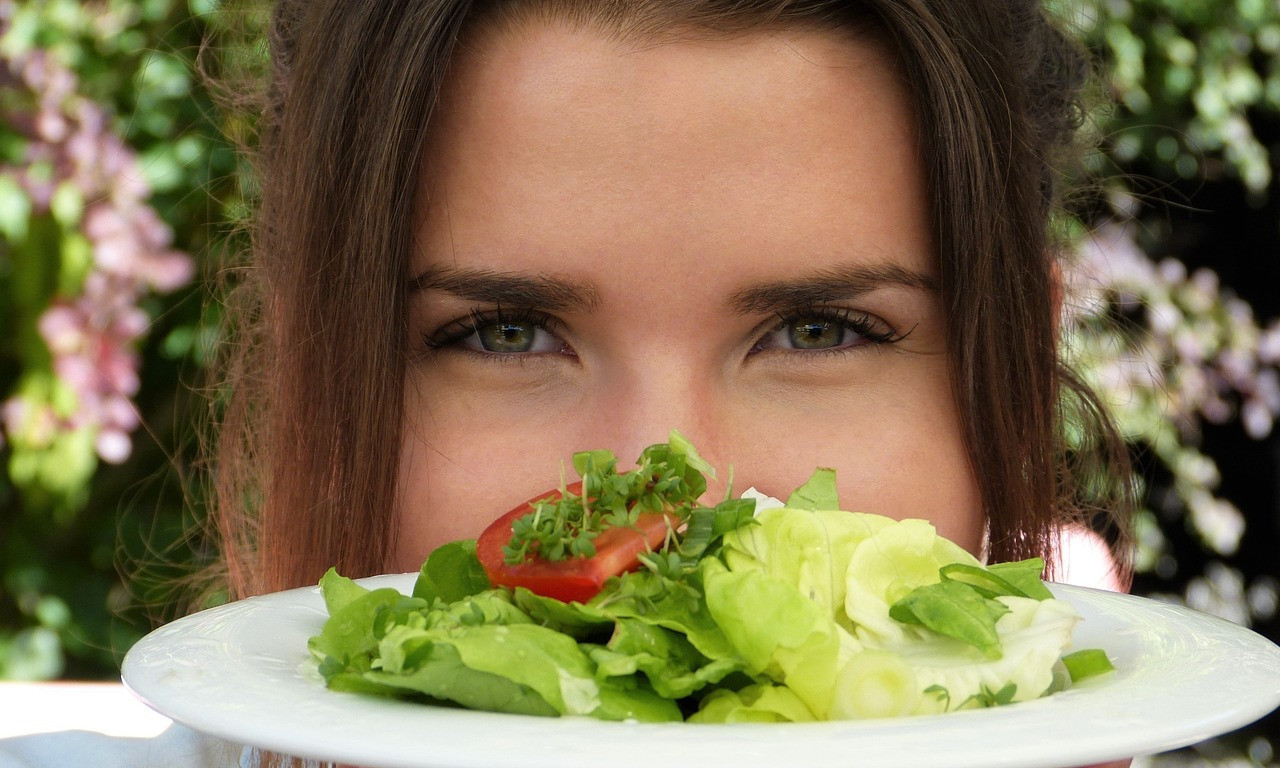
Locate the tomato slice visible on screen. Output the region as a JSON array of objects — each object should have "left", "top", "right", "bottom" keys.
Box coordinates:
[{"left": 476, "top": 481, "right": 675, "bottom": 603}]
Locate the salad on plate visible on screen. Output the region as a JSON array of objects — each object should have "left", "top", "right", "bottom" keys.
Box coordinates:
[{"left": 309, "top": 432, "right": 1113, "bottom": 723}]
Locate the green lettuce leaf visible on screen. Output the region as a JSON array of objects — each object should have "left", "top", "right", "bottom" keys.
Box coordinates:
[
  {"left": 310, "top": 568, "right": 416, "bottom": 663},
  {"left": 985, "top": 558, "right": 1054, "bottom": 600},
  {"left": 591, "top": 569, "right": 738, "bottom": 662},
  {"left": 842, "top": 518, "right": 982, "bottom": 644},
  {"left": 412, "top": 540, "right": 491, "bottom": 604},
  {"left": 689, "top": 684, "right": 816, "bottom": 723},
  {"left": 785, "top": 467, "right": 839, "bottom": 510},
  {"left": 512, "top": 587, "right": 614, "bottom": 639},
  {"left": 720, "top": 506, "right": 892, "bottom": 628},
  {"left": 363, "top": 640, "right": 560, "bottom": 717},
  {"left": 326, "top": 587, "right": 681, "bottom": 722},
  {"left": 586, "top": 618, "right": 741, "bottom": 699},
  {"left": 880, "top": 595, "right": 1081, "bottom": 714},
  {"left": 702, "top": 559, "right": 851, "bottom": 717}
]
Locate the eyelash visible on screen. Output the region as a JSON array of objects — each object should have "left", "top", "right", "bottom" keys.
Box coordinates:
[
  {"left": 422, "top": 307, "right": 563, "bottom": 351},
  {"left": 752, "top": 306, "right": 908, "bottom": 354},
  {"left": 421, "top": 305, "right": 907, "bottom": 357}
]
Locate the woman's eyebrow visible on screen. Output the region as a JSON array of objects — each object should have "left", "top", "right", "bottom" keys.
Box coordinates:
[
  {"left": 408, "top": 266, "right": 600, "bottom": 311},
  {"left": 728, "top": 263, "right": 939, "bottom": 315}
]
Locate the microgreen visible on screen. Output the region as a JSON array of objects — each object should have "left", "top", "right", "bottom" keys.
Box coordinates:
[
  {"left": 502, "top": 431, "right": 740, "bottom": 566},
  {"left": 965, "top": 682, "right": 1019, "bottom": 708}
]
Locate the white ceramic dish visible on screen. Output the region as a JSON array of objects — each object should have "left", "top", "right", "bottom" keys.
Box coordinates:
[{"left": 122, "top": 575, "right": 1280, "bottom": 768}]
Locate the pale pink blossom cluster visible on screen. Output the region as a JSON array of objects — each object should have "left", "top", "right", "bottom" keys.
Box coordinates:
[
  {"left": 1062, "top": 221, "right": 1280, "bottom": 558},
  {"left": 1069, "top": 222, "right": 1280, "bottom": 441},
  {"left": 0, "top": 24, "right": 194, "bottom": 464}
]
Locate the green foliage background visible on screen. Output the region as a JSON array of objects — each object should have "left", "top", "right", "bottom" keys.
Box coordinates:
[
  {"left": 0, "top": 0, "right": 243, "bottom": 679},
  {"left": 1, "top": 0, "right": 1278, "bottom": 764}
]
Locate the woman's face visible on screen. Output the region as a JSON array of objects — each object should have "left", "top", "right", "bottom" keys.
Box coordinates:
[{"left": 393, "top": 20, "right": 983, "bottom": 570}]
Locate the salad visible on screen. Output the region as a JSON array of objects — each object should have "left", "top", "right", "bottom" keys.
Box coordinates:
[{"left": 309, "top": 432, "right": 1113, "bottom": 723}]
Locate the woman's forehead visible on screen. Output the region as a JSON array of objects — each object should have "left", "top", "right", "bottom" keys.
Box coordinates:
[{"left": 413, "top": 19, "right": 933, "bottom": 286}]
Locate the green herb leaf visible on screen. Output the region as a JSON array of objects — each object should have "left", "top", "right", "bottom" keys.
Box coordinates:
[
  {"left": 413, "top": 540, "right": 491, "bottom": 603},
  {"left": 985, "top": 558, "right": 1053, "bottom": 600},
  {"left": 939, "top": 563, "right": 1029, "bottom": 600},
  {"left": 1061, "top": 648, "right": 1116, "bottom": 682},
  {"left": 785, "top": 467, "right": 839, "bottom": 510},
  {"left": 888, "top": 580, "right": 1010, "bottom": 659},
  {"left": 504, "top": 435, "right": 719, "bottom": 565},
  {"left": 965, "top": 682, "right": 1019, "bottom": 708},
  {"left": 667, "top": 429, "right": 715, "bottom": 479}
]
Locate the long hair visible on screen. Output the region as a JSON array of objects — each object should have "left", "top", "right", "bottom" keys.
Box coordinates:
[{"left": 210, "top": 0, "right": 1133, "bottom": 599}]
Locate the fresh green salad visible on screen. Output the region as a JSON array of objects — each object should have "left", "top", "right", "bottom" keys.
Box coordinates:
[{"left": 308, "top": 433, "right": 1113, "bottom": 723}]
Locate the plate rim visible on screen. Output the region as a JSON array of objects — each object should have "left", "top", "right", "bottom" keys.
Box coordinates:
[{"left": 121, "top": 574, "right": 1280, "bottom": 768}]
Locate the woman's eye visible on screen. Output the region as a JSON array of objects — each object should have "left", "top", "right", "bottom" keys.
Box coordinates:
[
  {"left": 755, "top": 310, "right": 901, "bottom": 353},
  {"left": 781, "top": 319, "right": 849, "bottom": 350},
  {"left": 425, "top": 311, "right": 567, "bottom": 356},
  {"left": 472, "top": 320, "right": 545, "bottom": 353}
]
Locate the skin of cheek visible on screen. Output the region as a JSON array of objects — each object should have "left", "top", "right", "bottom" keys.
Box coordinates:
[
  {"left": 715, "top": 361, "right": 985, "bottom": 554},
  {"left": 394, "top": 365, "right": 590, "bottom": 561}
]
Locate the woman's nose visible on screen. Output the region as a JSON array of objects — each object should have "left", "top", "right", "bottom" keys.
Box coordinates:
[{"left": 590, "top": 356, "right": 730, "bottom": 498}]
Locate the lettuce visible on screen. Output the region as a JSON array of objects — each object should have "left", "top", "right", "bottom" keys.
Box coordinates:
[
  {"left": 310, "top": 574, "right": 682, "bottom": 722},
  {"left": 688, "top": 684, "right": 816, "bottom": 723},
  {"left": 310, "top": 466, "right": 1105, "bottom": 723},
  {"left": 698, "top": 469, "right": 1086, "bottom": 720}
]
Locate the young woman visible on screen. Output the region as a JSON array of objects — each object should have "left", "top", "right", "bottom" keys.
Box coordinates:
[
  {"left": 206, "top": 0, "right": 1131, "bottom": 764},
  {"left": 214, "top": 0, "right": 1131, "bottom": 598}
]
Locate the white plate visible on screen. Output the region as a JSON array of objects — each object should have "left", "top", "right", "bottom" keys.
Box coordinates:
[{"left": 122, "top": 575, "right": 1280, "bottom": 768}]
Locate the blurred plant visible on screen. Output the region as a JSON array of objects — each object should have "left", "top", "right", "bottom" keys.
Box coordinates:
[
  {"left": 1063, "top": 220, "right": 1279, "bottom": 588},
  {"left": 1050, "top": 0, "right": 1280, "bottom": 760},
  {"left": 1057, "top": 0, "right": 1280, "bottom": 196},
  {"left": 0, "top": 0, "right": 238, "bottom": 680},
  {"left": 1051, "top": 0, "right": 1280, "bottom": 616},
  {"left": 0, "top": 10, "right": 194, "bottom": 516}
]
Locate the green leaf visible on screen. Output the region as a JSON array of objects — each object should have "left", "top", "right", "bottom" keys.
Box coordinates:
[
  {"left": 1061, "top": 648, "right": 1115, "bottom": 683},
  {"left": 49, "top": 183, "right": 83, "bottom": 229},
  {"left": 702, "top": 560, "right": 843, "bottom": 717},
  {"left": 317, "top": 567, "right": 370, "bottom": 615},
  {"left": 984, "top": 559, "right": 1053, "bottom": 600},
  {"left": 677, "top": 497, "right": 754, "bottom": 561},
  {"left": 668, "top": 429, "right": 715, "bottom": 479},
  {"left": 889, "top": 580, "right": 1009, "bottom": 659},
  {"left": 362, "top": 641, "right": 561, "bottom": 717},
  {"left": 965, "top": 682, "right": 1019, "bottom": 708},
  {"left": 785, "top": 467, "right": 839, "bottom": 510},
  {"left": 0, "top": 173, "right": 32, "bottom": 243},
  {"left": 572, "top": 449, "right": 616, "bottom": 479},
  {"left": 586, "top": 618, "right": 740, "bottom": 699},
  {"left": 593, "top": 568, "right": 736, "bottom": 662},
  {"left": 511, "top": 587, "right": 613, "bottom": 639},
  {"left": 939, "top": 560, "right": 1051, "bottom": 600},
  {"left": 309, "top": 573, "right": 406, "bottom": 662},
  {"left": 412, "top": 540, "right": 490, "bottom": 603},
  {"left": 690, "top": 684, "right": 817, "bottom": 723},
  {"left": 437, "top": 622, "right": 681, "bottom": 721}
]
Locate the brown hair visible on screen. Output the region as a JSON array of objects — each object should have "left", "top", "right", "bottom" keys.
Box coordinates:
[{"left": 210, "top": 0, "right": 1133, "bottom": 599}]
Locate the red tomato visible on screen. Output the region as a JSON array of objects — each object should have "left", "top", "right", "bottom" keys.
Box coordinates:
[{"left": 476, "top": 481, "right": 675, "bottom": 603}]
